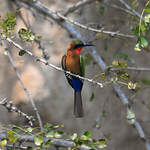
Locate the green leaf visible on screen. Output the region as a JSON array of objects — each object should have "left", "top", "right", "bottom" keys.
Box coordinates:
[
  {"left": 145, "top": 5, "right": 150, "bottom": 13},
  {"left": 117, "top": 71, "right": 130, "bottom": 81},
  {"left": 80, "top": 131, "right": 92, "bottom": 141},
  {"left": 112, "top": 60, "right": 119, "bottom": 68},
  {"left": 27, "top": 146, "right": 33, "bottom": 150},
  {"left": 141, "top": 77, "right": 150, "bottom": 85},
  {"left": 89, "top": 92, "right": 95, "bottom": 101},
  {"left": 26, "top": 127, "right": 33, "bottom": 133},
  {"left": 43, "top": 139, "right": 51, "bottom": 148},
  {"left": 1, "top": 12, "right": 16, "bottom": 36},
  {"left": 139, "top": 23, "right": 146, "bottom": 33},
  {"left": 12, "top": 126, "right": 21, "bottom": 132},
  {"left": 95, "top": 139, "right": 107, "bottom": 149},
  {"left": 46, "top": 130, "right": 55, "bottom": 138},
  {"left": 34, "top": 135, "right": 44, "bottom": 146},
  {"left": 54, "top": 130, "right": 63, "bottom": 138},
  {"left": 6, "top": 131, "right": 18, "bottom": 143},
  {"left": 18, "top": 50, "right": 26, "bottom": 56},
  {"left": 18, "top": 28, "right": 35, "bottom": 42},
  {"left": 139, "top": 37, "right": 148, "bottom": 48},
  {"left": 83, "top": 131, "right": 91, "bottom": 138},
  {"left": 43, "top": 123, "right": 52, "bottom": 132},
  {"left": 0, "top": 139, "right": 7, "bottom": 147},
  {"left": 144, "top": 14, "right": 150, "bottom": 23},
  {"left": 134, "top": 43, "right": 141, "bottom": 51},
  {"left": 70, "top": 133, "right": 78, "bottom": 140},
  {"left": 128, "top": 81, "right": 139, "bottom": 90}
]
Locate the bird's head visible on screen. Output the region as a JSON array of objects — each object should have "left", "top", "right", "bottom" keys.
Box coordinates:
[{"left": 67, "top": 40, "right": 94, "bottom": 55}]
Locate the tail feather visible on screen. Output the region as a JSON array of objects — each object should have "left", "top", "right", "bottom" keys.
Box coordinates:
[{"left": 74, "top": 91, "right": 84, "bottom": 117}]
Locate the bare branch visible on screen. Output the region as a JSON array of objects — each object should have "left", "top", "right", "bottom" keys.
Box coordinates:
[
  {"left": 16, "top": 0, "right": 135, "bottom": 39},
  {"left": 63, "top": 0, "right": 95, "bottom": 16},
  {"left": 1, "top": 40, "right": 43, "bottom": 130},
  {"left": 101, "top": 2, "right": 135, "bottom": 16},
  {"left": 56, "top": 12, "right": 135, "bottom": 38},
  {"left": 0, "top": 98, "right": 35, "bottom": 126},
  {"left": 111, "top": 66, "right": 150, "bottom": 72},
  {"left": 7, "top": 50, "right": 43, "bottom": 130},
  {"left": 119, "top": 0, "right": 144, "bottom": 21}
]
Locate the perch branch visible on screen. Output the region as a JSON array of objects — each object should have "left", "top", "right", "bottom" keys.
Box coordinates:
[{"left": 0, "top": 35, "right": 103, "bottom": 88}]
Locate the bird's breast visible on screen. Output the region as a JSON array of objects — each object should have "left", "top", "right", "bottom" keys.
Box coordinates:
[{"left": 66, "top": 54, "right": 81, "bottom": 75}]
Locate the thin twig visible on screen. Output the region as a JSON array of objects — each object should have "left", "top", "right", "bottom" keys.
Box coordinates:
[
  {"left": 63, "top": 0, "right": 95, "bottom": 16},
  {"left": 14, "top": 1, "right": 150, "bottom": 150},
  {"left": 101, "top": 2, "right": 135, "bottom": 16},
  {"left": 111, "top": 67, "right": 150, "bottom": 72},
  {"left": 7, "top": 50, "right": 43, "bottom": 130},
  {"left": 119, "top": 0, "right": 144, "bottom": 21},
  {"left": 0, "top": 98, "right": 35, "bottom": 126},
  {"left": 1, "top": 35, "right": 103, "bottom": 88},
  {"left": 1, "top": 40, "right": 43, "bottom": 130},
  {"left": 16, "top": 0, "right": 135, "bottom": 39},
  {"left": 56, "top": 12, "right": 135, "bottom": 38}
]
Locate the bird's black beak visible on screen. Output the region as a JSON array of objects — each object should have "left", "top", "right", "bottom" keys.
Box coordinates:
[
  {"left": 74, "top": 43, "right": 94, "bottom": 49},
  {"left": 83, "top": 43, "right": 94, "bottom": 47}
]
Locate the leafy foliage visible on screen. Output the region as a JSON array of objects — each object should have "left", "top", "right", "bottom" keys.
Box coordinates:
[
  {"left": 18, "top": 28, "right": 35, "bottom": 42},
  {"left": 0, "top": 12, "right": 16, "bottom": 37},
  {"left": 133, "top": 1, "right": 150, "bottom": 51},
  {"left": 69, "top": 131, "right": 107, "bottom": 149},
  {"left": 0, "top": 124, "right": 107, "bottom": 149}
]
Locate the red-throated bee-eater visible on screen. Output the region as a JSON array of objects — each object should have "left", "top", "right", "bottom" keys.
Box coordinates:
[{"left": 61, "top": 40, "right": 94, "bottom": 117}]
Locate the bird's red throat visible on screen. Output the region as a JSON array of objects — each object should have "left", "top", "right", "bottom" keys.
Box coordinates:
[{"left": 75, "top": 48, "right": 82, "bottom": 55}]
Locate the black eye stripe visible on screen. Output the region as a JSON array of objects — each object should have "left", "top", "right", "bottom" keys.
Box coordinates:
[{"left": 74, "top": 44, "right": 84, "bottom": 49}]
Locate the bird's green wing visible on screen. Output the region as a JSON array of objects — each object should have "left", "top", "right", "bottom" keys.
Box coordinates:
[
  {"left": 80, "top": 55, "right": 85, "bottom": 77},
  {"left": 61, "top": 55, "right": 66, "bottom": 70}
]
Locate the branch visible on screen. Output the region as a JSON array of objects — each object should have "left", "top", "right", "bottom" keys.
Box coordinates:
[
  {"left": 14, "top": 1, "right": 150, "bottom": 149},
  {"left": 1, "top": 40, "right": 43, "bottom": 130},
  {"left": 0, "top": 133, "right": 92, "bottom": 150},
  {"left": 111, "top": 66, "right": 150, "bottom": 72},
  {"left": 15, "top": 2, "right": 50, "bottom": 60},
  {"left": 101, "top": 2, "right": 135, "bottom": 16},
  {"left": 119, "top": 0, "right": 144, "bottom": 21},
  {"left": 56, "top": 12, "right": 135, "bottom": 38},
  {"left": 0, "top": 98, "right": 35, "bottom": 126},
  {"left": 63, "top": 0, "right": 95, "bottom": 16},
  {"left": 1, "top": 35, "right": 103, "bottom": 88},
  {"left": 15, "top": 0, "right": 135, "bottom": 39}
]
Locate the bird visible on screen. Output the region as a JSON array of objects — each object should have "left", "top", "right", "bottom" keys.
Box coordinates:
[{"left": 61, "top": 40, "right": 93, "bottom": 117}]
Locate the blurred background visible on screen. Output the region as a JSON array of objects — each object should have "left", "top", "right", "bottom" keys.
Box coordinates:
[{"left": 0, "top": 0, "right": 150, "bottom": 149}]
